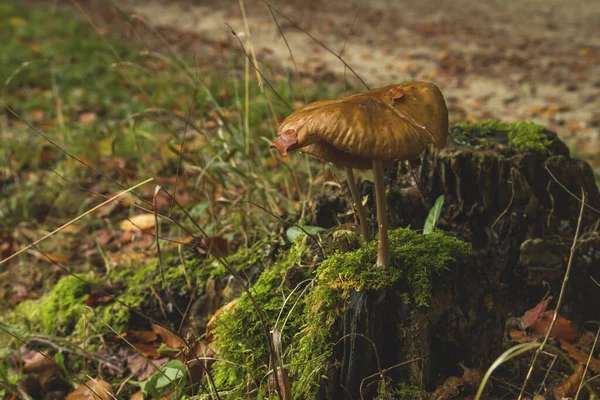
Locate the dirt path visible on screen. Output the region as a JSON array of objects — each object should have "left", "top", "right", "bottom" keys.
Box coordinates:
[{"left": 119, "top": 0, "right": 600, "bottom": 165}]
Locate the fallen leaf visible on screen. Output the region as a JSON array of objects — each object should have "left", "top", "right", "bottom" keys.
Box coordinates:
[
  {"left": 520, "top": 297, "right": 552, "bottom": 329},
  {"left": 38, "top": 252, "right": 70, "bottom": 264},
  {"left": 120, "top": 214, "right": 157, "bottom": 232},
  {"left": 66, "top": 379, "right": 112, "bottom": 400},
  {"left": 552, "top": 365, "right": 584, "bottom": 400},
  {"left": 127, "top": 353, "right": 169, "bottom": 380},
  {"left": 510, "top": 329, "right": 533, "bottom": 343},
  {"left": 459, "top": 363, "right": 485, "bottom": 389},
  {"left": 530, "top": 311, "right": 580, "bottom": 343},
  {"left": 559, "top": 340, "right": 600, "bottom": 372},
  {"left": 132, "top": 343, "right": 160, "bottom": 359},
  {"left": 23, "top": 352, "right": 56, "bottom": 373},
  {"left": 195, "top": 236, "right": 228, "bottom": 258},
  {"left": 431, "top": 376, "right": 464, "bottom": 400},
  {"left": 79, "top": 112, "right": 97, "bottom": 125},
  {"left": 152, "top": 324, "right": 185, "bottom": 349},
  {"left": 130, "top": 391, "right": 144, "bottom": 400},
  {"left": 124, "top": 330, "right": 159, "bottom": 344},
  {"left": 60, "top": 225, "right": 83, "bottom": 234}
]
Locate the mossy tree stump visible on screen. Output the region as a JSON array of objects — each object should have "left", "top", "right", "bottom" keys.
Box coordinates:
[
  {"left": 209, "top": 121, "right": 599, "bottom": 399},
  {"left": 320, "top": 121, "right": 600, "bottom": 398}
]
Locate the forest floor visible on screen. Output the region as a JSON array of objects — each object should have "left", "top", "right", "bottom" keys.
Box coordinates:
[{"left": 1, "top": 0, "right": 599, "bottom": 398}]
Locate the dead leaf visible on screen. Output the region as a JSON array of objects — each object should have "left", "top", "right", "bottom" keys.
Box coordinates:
[
  {"left": 552, "top": 364, "right": 584, "bottom": 400},
  {"left": 520, "top": 297, "right": 553, "bottom": 329},
  {"left": 431, "top": 376, "right": 464, "bottom": 400},
  {"left": 0, "top": 232, "right": 15, "bottom": 260},
  {"left": 510, "top": 329, "right": 533, "bottom": 343},
  {"left": 559, "top": 339, "right": 600, "bottom": 372},
  {"left": 130, "top": 391, "right": 144, "bottom": 400},
  {"left": 152, "top": 324, "right": 185, "bottom": 349},
  {"left": 79, "top": 112, "right": 97, "bottom": 125},
  {"left": 120, "top": 214, "right": 157, "bottom": 232},
  {"left": 127, "top": 353, "right": 169, "bottom": 380},
  {"left": 60, "top": 225, "right": 83, "bottom": 234},
  {"left": 66, "top": 379, "right": 112, "bottom": 400},
  {"left": 195, "top": 236, "right": 228, "bottom": 258},
  {"left": 530, "top": 311, "right": 580, "bottom": 343},
  {"left": 23, "top": 352, "right": 56, "bottom": 373},
  {"left": 38, "top": 252, "right": 70, "bottom": 264},
  {"left": 132, "top": 343, "right": 160, "bottom": 359},
  {"left": 29, "top": 109, "right": 44, "bottom": 121},
  {"left": 124, "top": 330, "right": 158, "bottom": 344},
  {"left": 459, "top": 363, "right": 485, "bottom": 389}
]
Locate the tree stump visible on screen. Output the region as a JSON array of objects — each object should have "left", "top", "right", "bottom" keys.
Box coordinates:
[{"left": 319, "top": 122, "right": 600, "bottom": 399}]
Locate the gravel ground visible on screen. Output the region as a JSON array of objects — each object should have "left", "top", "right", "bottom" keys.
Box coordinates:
[{"left": 104, "top": 0, "right": 600, "bottom": 166}]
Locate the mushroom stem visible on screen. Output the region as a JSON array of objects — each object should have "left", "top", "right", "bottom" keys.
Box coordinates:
[
  {"left": 372, "top": 160, "right": 390, "bottom": 269},
  {"left": 345, "top": 167, "right": 371, "bottom": 243}
]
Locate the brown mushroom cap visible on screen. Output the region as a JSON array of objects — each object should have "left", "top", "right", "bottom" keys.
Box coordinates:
[{"left": 273, "top": 81, "right": 448, "bottom": 169}]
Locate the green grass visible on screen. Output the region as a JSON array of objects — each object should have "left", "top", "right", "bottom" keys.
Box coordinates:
[
  {"left": 0, "top": 2, "right": 358, "bottom": 397},
  {"left": 0, "top": 1, "right": 351, "bottom": 233}
]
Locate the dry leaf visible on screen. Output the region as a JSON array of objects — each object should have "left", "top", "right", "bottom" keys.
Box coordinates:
[
  {"left": 510, "top": 329, "right": 533, "bottom": 343},
  {"left": 552, "top": 365, "right": 584, "bottom": 400},
  {"left": 520, "top": 297, "right": 552, "bottom": 329},
  {"left": 132, "top": 343, "right": 160, "bottom": 359},
  {"left": 431, "top": 376, "right": 464, "bottom": 400},
  {"left": 530, "top": 311, "right": 580, "bottom": 343},
  {"left": 23, "top": 352, "right": 56, "bottom": 373},
  {"left": 559, "top": 339, "right": 600, "bottom": 372},
  {"left": 120, "top": 214, "right": 157, "bottom": 232},
  {"left": 127, "top": 353, "right": 169, "bottom": 380},
  {"left": 196, "top": 236, "right": 229, "bottom": 258},
  {"left": 152, "top": 324, "right": 185, "bottom": 349},
  {"left": 130, "top": 391, "right": 144, "bottom": 400},
  {"left": 38, "top": 252, "right": 70, "bottom": 264},
  {"left": 79, "top": 112, "right": 98, "bottom": 125},
  {"left": 124, "top": 330, "right": 158, "bottom": 344},
  {"left": 66, "top": 379, "right": 112, "bottom": 400}
]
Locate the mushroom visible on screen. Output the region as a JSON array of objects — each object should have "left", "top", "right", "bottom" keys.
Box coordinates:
[{"left": 272, "top": 81, "right": 448, "bottom": 268}]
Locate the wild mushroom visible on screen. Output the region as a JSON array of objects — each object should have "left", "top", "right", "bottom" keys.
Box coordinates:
[{"left": 272, "top": 81, "right": 448, "bottom": 268}]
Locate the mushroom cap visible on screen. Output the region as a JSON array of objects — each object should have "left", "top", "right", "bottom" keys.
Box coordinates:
[{"left": 274, "top": 81, "right": 448, "bottom": 169}]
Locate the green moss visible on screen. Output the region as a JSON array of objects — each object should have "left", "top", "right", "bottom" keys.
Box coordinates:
[
  {"left": 211, "top": 228, "right": 471, "bottom": 399},
  {"left": 394, "top": 382, "right": 424, "bottom": 399},
  {"left": 507, "top": 121, "right": 552, "bottom": 154},
  {"left": 11, "top": 239, "right": 273, "bottom": 341},
  {"left": 14, "top": 275, "right": 91, "bottom": 335},
  {"left": 450, "top": 120, "right": 552, "bottom": 155},
  {"left": 211, "top": 241, "right": 308, "bottom": 395},
  {"left": 82, "top": 239, "right": 273, "bottom": 335}
]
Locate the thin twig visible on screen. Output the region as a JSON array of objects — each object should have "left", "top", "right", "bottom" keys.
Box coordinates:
[
  {"left": 575, "top": 325, "right": 600, "bottom": 399},
  {"left": 518, "top": 189, "right": 587, "bottom": 399},
  {"left": 545, "top": 165, "right": 600, "bottom": 214}
]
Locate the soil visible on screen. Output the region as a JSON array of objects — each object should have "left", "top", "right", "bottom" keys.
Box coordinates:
[{"left": 113, "top": 0, "right": 600, "bottom": 165}]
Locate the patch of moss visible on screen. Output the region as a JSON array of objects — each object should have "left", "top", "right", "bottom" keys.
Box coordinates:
[
  {"left": 14, "top": 275, "right": 92, "bottom": 336},
  {"left": 211, "top": 228, "right": 471, "bottom": 399},
  {"left": 81, "top": 239, "right": 274, "bottom": 336},
  {"left": 211, "top": 240, "right": 308, "bottom": 395},
  {"left": 450, "top": 120, "right": 552, "bottom": 155}
]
